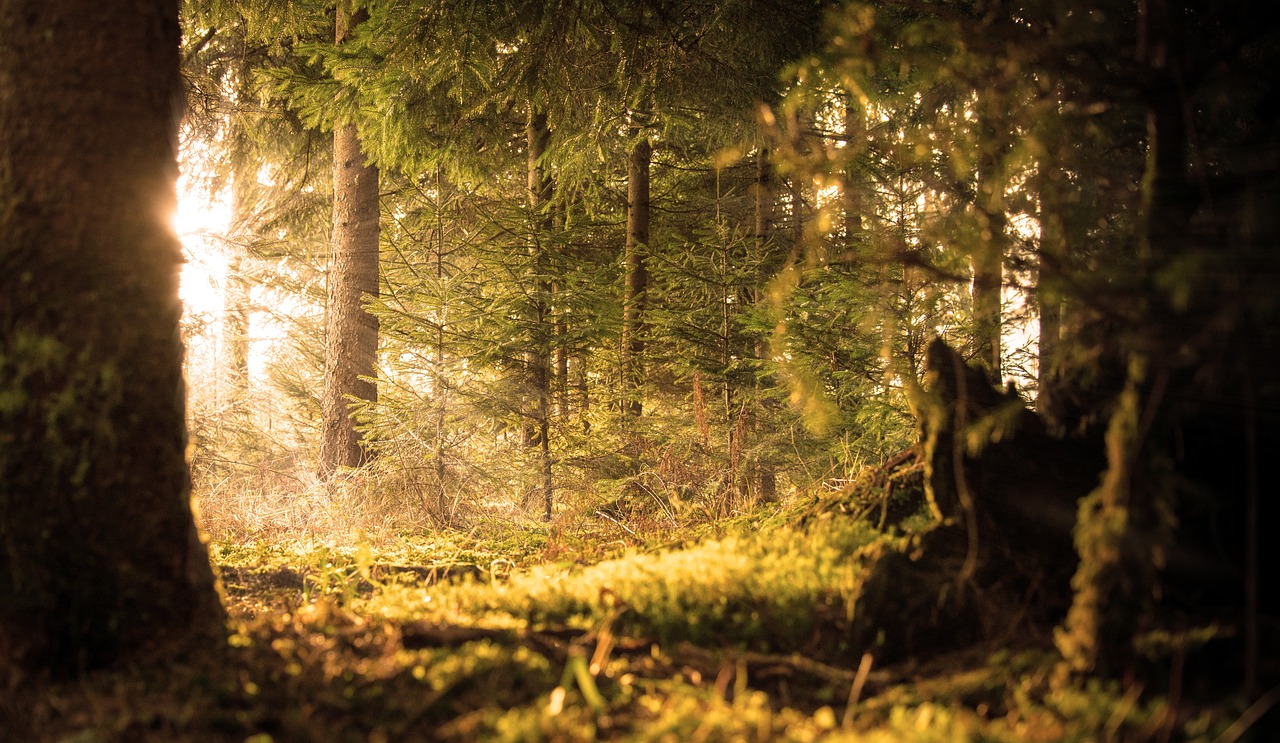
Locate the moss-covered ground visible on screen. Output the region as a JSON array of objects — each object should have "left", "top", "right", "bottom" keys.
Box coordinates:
[{"left": 3, "top": 482, "right": 1269, "bottom": 742}]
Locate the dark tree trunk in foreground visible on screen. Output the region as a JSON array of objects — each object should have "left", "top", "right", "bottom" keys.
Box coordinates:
[
  {"left": 0, "top": 0, "right": 222, "bottom": 676},
  {"left": 319, "top": 2, "right": 380, "bottom": 476}
]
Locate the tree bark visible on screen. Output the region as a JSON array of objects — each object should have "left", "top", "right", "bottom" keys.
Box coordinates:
[
  {"left": 750, "top": 145, "right": 781, "bottom": 502},
  {"left": 319, "top": 2, "right": 380, "bottom": 476},
  {"left": 972, "top": 104, "right": 1006, "bottom": 382},
  {"left": 754, "top": 146, "right": 774, "bottom": 248},
  {"left": 620, "top": 135, "right": 651, "bottom": 419},
  {"left": 0, "top": 0, "right": 222, "bottom": 676},
  {"left": 1057, "top": 0, "right": 1188, "bottom": 678},
  {"left": 1036, "top": 146, "right": 1065, "bottom": 426},
  {"left": 842, "top": 99, "right": 865, "bottom": 251},
  {"left": 221, "top": 249, "right": 250, "bottom": 412},
  {"left": 526, "top": 107, "right": 554, "bottom": 521}
]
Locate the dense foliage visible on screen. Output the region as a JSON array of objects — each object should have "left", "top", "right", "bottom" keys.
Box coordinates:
[{"left": 156, "top": 0, "right": 1280, "bottom": 738}]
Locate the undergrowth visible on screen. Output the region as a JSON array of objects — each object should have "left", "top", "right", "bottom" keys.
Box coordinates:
[{"left": 4, "top": 463, "right": 1262, "bottom": 742}]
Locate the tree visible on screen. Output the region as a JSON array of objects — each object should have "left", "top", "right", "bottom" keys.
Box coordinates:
[
  {"left": 0, "top": 0, "right": 222, "bottom": 675},
  {"left": 620, "top": 132, "right": 652, "bottom": 419},
  {"left": 319, "top": 0, "right": 381, "bottom": 475},
  {"left": 783, "top": 0, "right": 1280, "bottom": 685},
  {"left": 180, "top": 0, "right": 340, "bottom": 491},
  {"left": 525, "top": 106, "right": 556, "bottom": 519}
]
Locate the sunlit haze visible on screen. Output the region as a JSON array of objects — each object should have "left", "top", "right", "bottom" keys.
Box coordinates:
[{"left": 173, "top": 170, "right": 232, "bottom": 318}]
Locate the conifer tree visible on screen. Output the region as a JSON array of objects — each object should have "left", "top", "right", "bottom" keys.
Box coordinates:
[
  {"left": 182, "top": 0, "right": 338, "bottom": 478},
  {"left": 620, "top": 132, "right": 652, "bottom": 420},
  {"left": 319, "top": 0, "right": 380, "bottom": 475}
]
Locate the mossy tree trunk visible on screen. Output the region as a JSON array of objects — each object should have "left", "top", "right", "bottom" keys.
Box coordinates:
[
  {"left": 1056, "top": 0, "right": 1188, "bottom": 679},
  {"left": 319, "top": 1, "right": 380, "bottom": 476},
  {"left": 0, "top": 0, "right": 223, "bottom": 676}
]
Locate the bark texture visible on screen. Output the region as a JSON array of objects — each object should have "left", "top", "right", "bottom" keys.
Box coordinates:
[
  {"left": 0, "top": 0, "right": 222, "bottom": 675},
  {"left": 319, "top": 2, "right": 380, "bottom": 475},
  {"left": 620, "top": 136, "right": 651, "bottom": 419},
  {"left": 526, "top": 107, "right": 554, "bottom": 520},
  {"left": 971, "top": 103, "right": 1007, "bottom": 381}
]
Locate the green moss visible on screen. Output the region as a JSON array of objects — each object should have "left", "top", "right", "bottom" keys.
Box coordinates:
[{"left": 355, "top": 516, "right": 881, "bottom": 658}]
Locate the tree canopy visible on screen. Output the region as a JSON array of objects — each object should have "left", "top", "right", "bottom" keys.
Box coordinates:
[{"left": 3, "top": 0, "right": 1273, "bottom": 734}]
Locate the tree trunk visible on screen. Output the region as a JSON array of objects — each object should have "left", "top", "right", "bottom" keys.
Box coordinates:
[
  {"left": 431, "top": 168, "right": 450, "bottom": 524},
  {"left": 0, "top": 0, "right": 222, "bottom": 676},
  {"left": 1057, "top": 0, "right": 1188, "bottom": 678},
  {"left": 526, "top": 107, "right": 554, "bottom": 521},
  {"left": 221, "top": 249, "right": 250, "bottom": 415},
  {"left": 842, "top": 98, "right": 865, "bottom": 251},
  {"left": 750, "top": 145, "right": 781, "bottom": 502},
  {"left": 755, "top": 146, "right": 774, "bottom": 250},
  {"left": 972, "top": 105, "right": 1006, "bottom": 382},
  {"left": 620, "top": 135, "right": 651, "bottom": 419},
  {"left": 319, "top": 2, "right": 380, "bottom": 476},
  {"left": 1036, "top": 147, "right": 1065, "bottom": 426}
]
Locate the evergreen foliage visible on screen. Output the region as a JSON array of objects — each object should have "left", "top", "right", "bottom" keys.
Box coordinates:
[{"left": 171, "top": 0, "right": 1278, "bottom": 724}]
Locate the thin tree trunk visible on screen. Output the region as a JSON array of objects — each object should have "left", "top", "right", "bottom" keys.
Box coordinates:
[
  {"left": 223, "top": 253, "right": 251, "bottom": 406},
  {"left": 751, "top": 146, "right": 779, "bottom": 502},
  {"left": 843, "top": 98, "right": 865, "bottom": 251},
  {"left": 755, "top": 146, "right": 774, "bottom": 258},
  {"left": 432, "top": 168, "right": 450, "bottom": 523},
  {"left": 1036, "top": 146, "right": 1065, "bottom": 425},
  {"left": 577, "top": 361, "right": 591, "bottom": 434},
  {"left": 620, "top": 134, "right": 651, "bottom": 419},
  {"left": 222, "top": 181, "right": 251, "bottom": 412},
  {"left": 319, "top": 2, "right": 380, "bottom": 476},
  {"left": 527, "top": 107, "right": 554, "bottom": 520},
  {"left": 972, "top": 104, "right": 1006, "bottom": 382},
  {"left": 0, "top": 0, "right": 222, "bottom": 676}
]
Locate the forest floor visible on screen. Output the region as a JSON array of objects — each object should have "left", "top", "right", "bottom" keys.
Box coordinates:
[{"left": 5, "top": 471, "right": 1272, "bottom": 742}]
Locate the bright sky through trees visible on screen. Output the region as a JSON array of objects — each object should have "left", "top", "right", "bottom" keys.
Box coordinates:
[{"left": 173, "top": 162, "right": 232, "bottom": 319}]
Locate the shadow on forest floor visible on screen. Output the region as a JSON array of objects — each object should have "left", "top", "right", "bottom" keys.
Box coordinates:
[{"left": 5, "top": 458, "right": 1275, "bottom": 741}]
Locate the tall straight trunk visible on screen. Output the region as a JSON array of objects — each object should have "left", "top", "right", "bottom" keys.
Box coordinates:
[
  {"left": 577, "top": 361, "right": 591, "bottom": 434},
  {"left": 526, "top": 107, "right": 554, "bottom": 521},
  {"left": 319, "top": 2, "right": 380, "bottom": 476},
  {"left": 0, "top": 0, "right": 222, "bottom": 676},
  {"left": 972, "top": 105, "right": 1006, "bottom": 382},
  {"left": 843, "top": 98, "right": 865, "bottom": 251},
  {"left": 431, "top": 168, "right": 450, "bottom": 523},
  {"left": 751, "top": 146, "right": 779, "bottom": 502},
  {"left": 222, "top": 180, "right": 251, "bottom": 412},
  {"left": 222, "top": 253, "right": 251, "bottom": 407},
  {"left": 1036, "top": 147, "right": 1065, "bottom": 424},
  {"left": 620, "top": 135, "right": 651, "bottom": 419},
  {"left": 714, "top": 167, "right": 740, "bottom": 495},
  {"left": 754, "top": 146, "right": 774, "bottom": 251},
  {"left": 554, "top": 201, "right": 570, "bottom": 419}
]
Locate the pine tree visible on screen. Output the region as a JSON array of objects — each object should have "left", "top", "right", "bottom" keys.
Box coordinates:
[{"left": 318, "top": 0, "right": 380, "bottom": 475}]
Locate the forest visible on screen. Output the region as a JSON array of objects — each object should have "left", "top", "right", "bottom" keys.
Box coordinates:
[{"left": 1, "top": 0, "right": 1277, "bottom": 740}]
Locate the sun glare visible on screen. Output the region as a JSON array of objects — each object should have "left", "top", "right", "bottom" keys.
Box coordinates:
[{"left": 173, "top": 171, "right": 233, "bottom": 318}]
